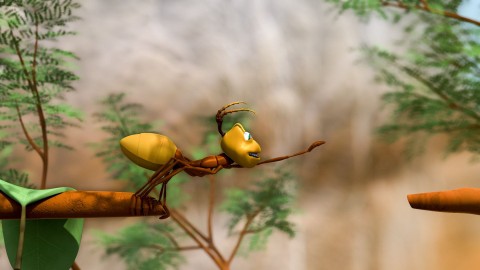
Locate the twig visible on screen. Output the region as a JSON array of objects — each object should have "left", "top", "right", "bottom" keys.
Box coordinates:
[
  {"left": 162, "top": 229, "right": 180, "bottom": 248},
  {"left": 381, "top": 1, "right": 480, "bottom": 27},
  {"left": 207, "top": 176, "right": 215, "bottom": 242},
  {"left": 170, "top": 210, "right": 224, "bottom": 268},
  {"left": 31, "top": 20, "right": 49, "bottom": 189},
  {"left": 176, "top": 245, "right": 202, "bottom": 251},
  {"left": 171, "top": 209, "right": 209, "bottom": 243},
  {"left": 10, "top": 24, "right": 49, "bottom": 189},
  {"left": 15, "top": 104, "right": 43, "bottom": 157},
  {"left": 227, "top": 210, "right": 260, "bottom": 264},
  {"left": 205, "top": 176, "right": 226, "bottom": 262},
  {"left": 71, "top": 262, "right": 80, "bottom": 270}
]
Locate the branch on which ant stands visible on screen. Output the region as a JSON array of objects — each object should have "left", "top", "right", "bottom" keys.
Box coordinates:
[{"left": 0, "top": 191, "right": 167, "bottom": 219}]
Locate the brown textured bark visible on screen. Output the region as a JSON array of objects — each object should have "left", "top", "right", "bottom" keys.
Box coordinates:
[
  {"left": 408, "top": 188, "right": 480, "bottom": 215},
  {"left": 0, "top": 191, "right": 167, "bottom": 219}
]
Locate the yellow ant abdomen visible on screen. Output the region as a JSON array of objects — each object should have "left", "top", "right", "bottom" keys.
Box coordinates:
[{"left": 120, "top": 133, "right": 177, "bottom": 171}]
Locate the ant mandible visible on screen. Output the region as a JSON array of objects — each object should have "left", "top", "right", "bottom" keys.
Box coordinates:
[{"left": 120, "top": 101, "right": 325, "bottom": 218}]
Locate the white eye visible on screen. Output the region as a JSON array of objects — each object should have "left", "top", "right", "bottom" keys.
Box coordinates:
[{"left": 243, "top": 131, "right": 252, "bottom": 141}]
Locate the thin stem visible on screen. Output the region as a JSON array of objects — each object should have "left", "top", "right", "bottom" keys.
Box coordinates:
[
  {"left": 177, "top": 245, "right": 202, "bottom": 251},
  {"left": 207, "top": 176, "right": 215, "bottom": 243},
  {"left": 15, "top": 104, "right": 43, "bottom": 156},
  {"left": 10, "top": 23, "right": 49, "bottom": 189},
  {"left": 10, "top": 30, "right": 35, "bottom": 93},
  {"left": 227, "top": 210, "right": 260, "bottom": 264},
  {"left": 162, "top": 229, "right": 180, "bottom": 248},
  {"left": 14, "top": 205, "right": 26, "bottom": 270},
  {"left": 381, "top": 1, "right": 480, "bottom": 27},
  {"left": 205, "top": 176, "right": 227, "bottom": 263},
  {"left": 172, "top": 209, "right": 209, "bottom": 243},
  {"left": 31, "top": 20, "right": 49, "bottom": 189},
  {"left": 171, "top": 208, "right": 225, "bottom": 262},
  {"left": 170, "top": 210, "right": 224, "bottom": 268},
  {"left": 71, "top": 262, "right": 80, "bottom": 270}
]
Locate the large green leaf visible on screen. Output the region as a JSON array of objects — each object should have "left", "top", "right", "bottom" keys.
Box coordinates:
[{"left": 0, "top": 180, "right": 84, "bottom": 270}]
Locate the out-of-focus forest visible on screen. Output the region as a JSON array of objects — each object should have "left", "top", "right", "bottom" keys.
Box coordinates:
[{"left": 1, "top": 0, "right": 480, "bottom": 269}]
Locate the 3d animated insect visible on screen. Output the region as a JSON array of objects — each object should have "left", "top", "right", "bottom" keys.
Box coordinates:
[{"left": 120, "top": 101, "right": 325, "bottom": 218}]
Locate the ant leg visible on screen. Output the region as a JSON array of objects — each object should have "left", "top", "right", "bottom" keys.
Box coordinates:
[
  {"left": 135, "top": 159, "right": 177, "bottom": 196},
  {"left": 138, "top": 167, "right": 183, "bottom": 199},
  {"left": 135, "top": 159, "right": 178, "bottom": 197}
]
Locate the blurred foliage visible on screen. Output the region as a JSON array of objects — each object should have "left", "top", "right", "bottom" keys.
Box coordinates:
[
  {"left": 0, "top": 0, "right": 83, "bottom": 153},
  {"left": 222, "top": 165, "right": 297, "bottom": 254},
  {"left": 98, "top": 222, "right": 184, "bottom": 270},
  {"left": 326, "top": 0, "right": 464, "bottom": 20},
  {"left": 95, "top": 94, "right": 298, "bottom": 268},
  {"left": 327, "top": 0, "right": 480, "bottom": 158}
]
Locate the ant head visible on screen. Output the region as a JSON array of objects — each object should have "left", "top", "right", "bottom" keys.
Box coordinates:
[{"left": 221, "top": 123, "right": 261, "bottom": 168}]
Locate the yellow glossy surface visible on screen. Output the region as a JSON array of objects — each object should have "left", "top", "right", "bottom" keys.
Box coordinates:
[
  {"left": 120, "top": 133, "right": 177, "bottom": 171},
  {"left": 221, "top": 123, "right": 261, "bottom": 168}
]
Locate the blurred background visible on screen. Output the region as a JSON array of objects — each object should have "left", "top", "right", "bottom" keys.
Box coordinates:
[{"left": 2, "top": 0, "right": 480, "bottom": 269}]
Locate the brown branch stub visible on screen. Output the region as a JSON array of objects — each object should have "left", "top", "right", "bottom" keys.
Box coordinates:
[
  {"left": 407, "top": 188, "right": 480, "bottom": 215},
  {"left": 0, "top": 191, "right": 167, "bottom": 219}
]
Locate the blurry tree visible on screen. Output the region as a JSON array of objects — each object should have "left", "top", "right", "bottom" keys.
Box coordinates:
[
  {"left": 326, "top": 0, "right": 480, "bottom": 157},
  {"left": 0, "top": 0, "right": 82, "bottom": 188},
  {"left": 94, "top": 93, "right": 299, "bottom": 270},
  {"left": 0, "top": 0, "right": 82, "bottom": 269}
]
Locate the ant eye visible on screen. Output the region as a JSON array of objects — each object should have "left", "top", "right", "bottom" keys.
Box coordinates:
[{"left": 243, "top": 131, "right": 252, "bottom": 141}]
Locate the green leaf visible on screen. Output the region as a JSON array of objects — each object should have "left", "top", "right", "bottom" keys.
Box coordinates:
[
  {"left": 3, "top": 218, "right": 84, "bottom": 270},
  {"left": 0, "top": 180, "right": 84, "bottom": 270}
]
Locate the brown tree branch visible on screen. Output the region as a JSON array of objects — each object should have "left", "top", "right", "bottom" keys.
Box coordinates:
[
  {"left": 0, "top": 191, "right": 167, "bottom": 218},
  {"left": 408, "top": 188, "right": 480, "bottom": 215},
  {"left": 381, "top": 1, "right": 480, "bottom": 27}
]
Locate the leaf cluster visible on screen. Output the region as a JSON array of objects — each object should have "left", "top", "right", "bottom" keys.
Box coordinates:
[
  {"left": 222, "top": 166, "right": 297, "bottom": 253},
  {"left": 329, "top": 0, "right": 480, "bottom": 158},
  {"left": 98, "top": 222, "right": 184, "bottom": 270}
]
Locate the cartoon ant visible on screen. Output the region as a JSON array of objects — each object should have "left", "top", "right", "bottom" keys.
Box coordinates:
[{"left": 120, "top": 102, "right": 325, "bottom": 218}]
